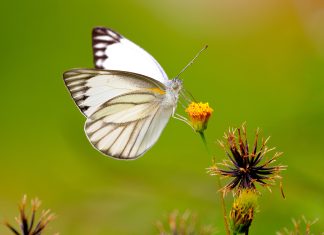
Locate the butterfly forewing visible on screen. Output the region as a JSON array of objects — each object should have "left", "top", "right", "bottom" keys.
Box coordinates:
[
  {"left": 63, "top": 69, "right": 165, "bottom": 117},
  {"left": 63, "top": 69, "right": 173, "bottom": 159},
  {"left": 92, "top": 27, "right": 168, "bottom": 84}
]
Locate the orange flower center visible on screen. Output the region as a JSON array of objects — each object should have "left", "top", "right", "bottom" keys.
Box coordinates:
[
  {"left": 186, "top": 102, "right": 213, "bottom": 120},
  {"left": 185, "top": 102, "right": 213, "bottom": 132}
]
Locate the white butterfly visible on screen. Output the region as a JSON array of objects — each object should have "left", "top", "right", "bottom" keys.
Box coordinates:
[{"left": 64, "top": 27, "right": 185, "bottom": 160}]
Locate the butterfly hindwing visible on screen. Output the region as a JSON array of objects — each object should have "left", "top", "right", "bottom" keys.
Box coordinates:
[
  {"left": 85, "top": 101, "right": 172, "bottom": 159},
  {"left": 92, "top": 27, "right": 168, "bottom": 84}
]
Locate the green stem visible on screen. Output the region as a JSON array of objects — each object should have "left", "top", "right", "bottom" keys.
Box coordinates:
[
  {"left": 199, "top": 131, "right": 209, "bottom": 154},
  {"left": 198, "top": 131, "right": 231, "bottom": 235},
  {"left": 217, "top": 177, "right": 230, "bottom": 235}
]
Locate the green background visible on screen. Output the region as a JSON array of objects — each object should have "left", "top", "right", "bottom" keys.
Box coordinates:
[{"left": 0, "top": 0, "right": 323, "bottom": 234}]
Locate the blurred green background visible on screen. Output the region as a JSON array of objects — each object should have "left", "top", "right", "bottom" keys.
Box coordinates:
[{"left": 0, "top": 0, "right": 323, "bottom": 234}]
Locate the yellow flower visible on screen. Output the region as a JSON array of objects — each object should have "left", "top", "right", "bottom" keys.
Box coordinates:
[{"left": 185, "top": 102, "right": 213, "bottom": 132}]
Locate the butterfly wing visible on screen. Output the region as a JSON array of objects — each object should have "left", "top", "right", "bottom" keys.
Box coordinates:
[
  {"left": 63, "top": 69, "right": 173, "bottom": 159},
  {"left": 92, "top": 27, "right": 168, "bottom": 84}
]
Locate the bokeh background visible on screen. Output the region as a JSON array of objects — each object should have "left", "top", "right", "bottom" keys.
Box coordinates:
[{"left": 0, "top": 0, "right": 323, "bottom": 234}]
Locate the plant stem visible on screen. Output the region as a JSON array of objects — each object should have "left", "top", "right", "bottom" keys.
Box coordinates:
[
  {"left": 198, "top": 131, "right": 231, "bottom": 235},
  {"left": 217, "top": 177, "right": 230, "bottom": 235},
  {"left": 199, "top": 131, "right": 209, "bottom": 154}
]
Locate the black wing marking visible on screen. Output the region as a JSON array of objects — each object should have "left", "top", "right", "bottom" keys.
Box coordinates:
[{"left": 92, "top": 27, "right": 122, "bottom": 69}]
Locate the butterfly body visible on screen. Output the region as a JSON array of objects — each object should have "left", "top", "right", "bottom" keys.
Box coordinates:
[
  {"left": 164, "top": 78, "right": 183, "bottom": 112},
  {"left": 63, "top": 27, "right": 186, "bottom": 159}
]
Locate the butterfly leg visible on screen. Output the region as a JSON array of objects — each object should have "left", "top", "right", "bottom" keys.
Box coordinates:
[
  {"left": 180, "top": 89, "right": 194, "bottom": 104},
  {"left": 172, "top": 113, "right": 194, "bottom": 131}
]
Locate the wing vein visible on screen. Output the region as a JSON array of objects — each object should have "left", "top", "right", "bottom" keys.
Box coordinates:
[
  {"left": 106, "top": 126, "right": 127, "bottom": 157},
  {"left": 128, "top": 105, "right": 160, "bottom": 157}
]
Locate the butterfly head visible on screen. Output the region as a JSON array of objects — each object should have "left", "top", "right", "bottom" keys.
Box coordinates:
[{"left": 169, "top": 78, "right": 183, "bottom": 94}]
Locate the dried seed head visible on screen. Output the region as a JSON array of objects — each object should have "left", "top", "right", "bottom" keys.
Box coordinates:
[
  {"left": 5, "top": 195, "right": 57, "bottom": 235},
  {"left": 208, "top": 124, "right": 287, "bottom": 194}
]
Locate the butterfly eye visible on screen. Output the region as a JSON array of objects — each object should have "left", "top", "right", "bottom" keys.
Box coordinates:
[{"left": 172, "top": 83, "right": 179, "bottom": 90}]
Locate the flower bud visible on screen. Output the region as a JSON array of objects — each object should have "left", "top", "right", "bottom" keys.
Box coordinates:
[
  {"left": 230, "top": 190, "right": 258, "bottom": 234},
  {"left": 185, "top": 102, "right": 213, "bottom": 133}
]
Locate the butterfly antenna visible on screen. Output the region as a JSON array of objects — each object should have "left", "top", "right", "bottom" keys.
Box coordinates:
[{"left": 175, "top": 45, "right": 208, "bottom": 79}]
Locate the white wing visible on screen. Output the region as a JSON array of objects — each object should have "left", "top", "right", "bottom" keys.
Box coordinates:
[
  {"left": 92, "top": 27, "right": 168, "bottom": 84},
  {"left": 63, "top": 69, "right": 173, "bottom": 159}
]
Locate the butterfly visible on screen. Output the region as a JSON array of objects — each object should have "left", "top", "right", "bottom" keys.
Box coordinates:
[{"left": 63, "top": 27, "right": 189, "bottom": 160}]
